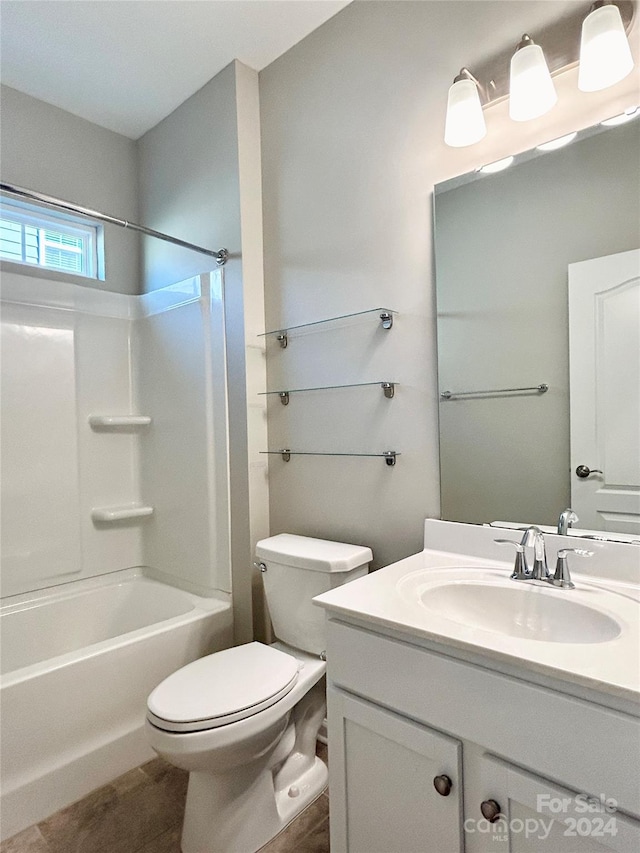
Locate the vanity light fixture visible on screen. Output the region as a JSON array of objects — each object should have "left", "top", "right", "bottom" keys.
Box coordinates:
[
  {"left": 443, "top": 1, "right": 635, "bottom": 148},
  {"left": 479, "top": 156, "right": 515, "bottom": 174},
  {"left": 536, "top": 131, "right": 578, "bottom": 151},
  {"left": 444, "top": 68, "right": 487, "bottom": 147},
  {"left": 509, "top": 35, "right": 558, "bottom": 121},
  {"left": 579, "top": 1, "right": 635, "bottom": 92}
]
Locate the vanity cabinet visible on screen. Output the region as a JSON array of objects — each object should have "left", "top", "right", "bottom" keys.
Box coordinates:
[
  {"left": 476, "top": 753, "right": 640, "bottom": 853},
  {"left": 328, "top": 688, "right": 463, "bottom": 853},
  {"left": 325, "top": 618, "right": 640, "bottom": 853}
]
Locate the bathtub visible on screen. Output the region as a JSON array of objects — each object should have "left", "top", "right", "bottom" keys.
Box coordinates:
[{"left": 0, "top": 569, "right": 233, "bottom": 841}]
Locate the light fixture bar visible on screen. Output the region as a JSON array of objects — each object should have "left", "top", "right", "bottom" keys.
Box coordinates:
[
  {"left": 462, "top": 0, "right": 634, "bottom": 105},
  {"left": 443, "top": 1, "right": 635, "bottom": 148}
]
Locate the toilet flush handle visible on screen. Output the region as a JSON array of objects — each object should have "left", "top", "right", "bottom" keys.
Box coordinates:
[{"left": 253, "top": 561, "right": 267, "bottom": 573}]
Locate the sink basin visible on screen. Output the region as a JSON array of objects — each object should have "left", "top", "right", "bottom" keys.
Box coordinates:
[{"left": 399, "top": 573, "right": 622, "bottom": 644}]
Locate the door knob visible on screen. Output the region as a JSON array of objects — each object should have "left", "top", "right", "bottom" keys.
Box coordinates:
[
  {"left": 433, "top": 775, "right": 452, "bottom": 796},
  {"left": 576, "top": 465, "right": 603, "bottom": 478},
  {"left": 480, "top": 799, "right": 502, "bottom": 822}
]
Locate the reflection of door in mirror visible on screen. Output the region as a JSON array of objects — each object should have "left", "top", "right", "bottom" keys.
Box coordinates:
[
  {"left": 569, "top": 249, "right": 640, "bottom": 534},
  {"left": 434, "top": 117, "right": 640, "bottom": 533}
]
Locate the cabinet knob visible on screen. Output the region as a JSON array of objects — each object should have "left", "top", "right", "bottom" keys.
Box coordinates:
[
  {"left": 433, "top": 775, "right": 452, "bottom": 797},
  {"left": 480, "top": 799, "right": 502, "bottom": 823}
]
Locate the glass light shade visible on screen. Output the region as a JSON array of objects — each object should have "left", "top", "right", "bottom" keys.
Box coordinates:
[
  {"left": 444, "top": 78, "right": 486, "bottom": 147},
  {"left": 509, "top": 43, "right": 558, "bottom": 121},
  {"left": 579, "top": 4, "right": 635, "bottom": 92}
]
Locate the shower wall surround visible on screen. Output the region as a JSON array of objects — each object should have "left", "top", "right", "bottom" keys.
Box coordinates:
[
  {"left": 0, "top": 270, "right": 229, "bottom": 600},
  {"left": 135, "top": 275, "right": 231, "bottom": 595}
]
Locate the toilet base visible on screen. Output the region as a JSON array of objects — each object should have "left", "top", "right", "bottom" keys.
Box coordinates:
[
  {"left": 180, "top": 754, "right": 328, "bottom": 853},
  {"left": 179, "top": 677, "right": 328, "bottom": 853},
  {"left": 274, "top": 754, "right": 328, "bottom": 829}
]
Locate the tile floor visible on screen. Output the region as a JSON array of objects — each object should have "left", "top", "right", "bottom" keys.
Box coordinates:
[{"left": 1, "top": 744, "right": 329, "bottom": 853}]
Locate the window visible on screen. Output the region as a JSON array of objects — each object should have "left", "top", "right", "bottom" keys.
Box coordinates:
[{"left": 0, "top": 200, "right": 101, "bottom": 279}]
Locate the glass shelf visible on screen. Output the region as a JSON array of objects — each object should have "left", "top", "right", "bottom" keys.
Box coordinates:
[
  {"left": 259, "top": 381, "right": 396, "bottom": 404},
  {"left": 260, "top": 308, "right": 396, "bottom": 347},
  {"left": 260, "top": 450, "right": 400, "bottom": 466}
]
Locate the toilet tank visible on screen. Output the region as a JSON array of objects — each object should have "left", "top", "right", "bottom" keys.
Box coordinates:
[{"left": 255, "top": 534, "right": 372, "bottom": 655}]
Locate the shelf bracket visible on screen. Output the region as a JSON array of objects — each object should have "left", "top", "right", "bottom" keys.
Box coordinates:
[
  {"left": 279, "top": 391, "right": 290, "bottom": 406},
  {"left": 383, "top": 451, "right": 398, "bottom": 466},
  {"left": 281, "top": 449, "right": 291, "bottom": 462},
  {"left": 381, "top": 382, "right": 395, "bottom": 399},
  {"left": 277, "top": 333, "right": 288, "bottom": 349},
  {"left": 380, "top": 312, "right": 393, "bottom": 330}
]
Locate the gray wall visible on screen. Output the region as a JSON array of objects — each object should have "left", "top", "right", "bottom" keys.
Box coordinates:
[
  {"left": 137, "top": 62, "right": 241, "bottom": 291},
  {"left": 137, "top": 61, "right": 268, "bottom": 644},
  {"left": 0, "top": 85, "right": 139, "bottom": 294},
  {"left": 435, "top": 120, "right": 640, "bottom": 527},
  {"left": 259, "top": 0, "right": 640, "bottom": 568}
]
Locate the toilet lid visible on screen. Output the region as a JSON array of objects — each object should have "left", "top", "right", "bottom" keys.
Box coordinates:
[{"left": 147, "top": 642, "right": 300, "bottom": 733}]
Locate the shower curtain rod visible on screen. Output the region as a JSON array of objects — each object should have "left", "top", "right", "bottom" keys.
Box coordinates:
[{"left": 0, "top": 182, "right": 229, "bottom": 266}]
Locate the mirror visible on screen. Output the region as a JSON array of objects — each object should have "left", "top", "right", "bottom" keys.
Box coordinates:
[{"left": 434, "top": 116, "right": 640, "bottom": 537}]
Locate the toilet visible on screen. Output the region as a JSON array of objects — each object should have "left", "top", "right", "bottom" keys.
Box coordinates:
[{"left": 146, "top": 533, "right": 372, "bottom": 853}]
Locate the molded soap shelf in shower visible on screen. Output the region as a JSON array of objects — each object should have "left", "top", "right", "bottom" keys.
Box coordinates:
[
  {"left": 91, "top": 504, "right": 154, "bottom": 523},
  {"left": 89, "top": 415, "right": 152, "bottom": 429}
]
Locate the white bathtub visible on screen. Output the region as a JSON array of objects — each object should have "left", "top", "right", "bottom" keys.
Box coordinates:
[{"left": 0, "top": 569, "right": 233, "bottom": 841}]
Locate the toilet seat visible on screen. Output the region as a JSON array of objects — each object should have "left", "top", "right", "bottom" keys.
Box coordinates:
[{"left": 147, "top": 642, "right": 300, "bottom": 733}]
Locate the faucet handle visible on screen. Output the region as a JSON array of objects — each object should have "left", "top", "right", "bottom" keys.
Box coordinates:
[
  {"left": 549, "top": 548, "right": 594, "bottom": 589},
  {"left": 494, "top": 539, "right": 531, "bottom": 580},
  {"left": 557, "top": 548, "right": 594, "bottom": 558}
]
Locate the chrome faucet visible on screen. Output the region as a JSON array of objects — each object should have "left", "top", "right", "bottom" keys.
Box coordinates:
[
  {"left": 495, "top": 527, "right": 593, "bottom": 590},
  {"left": 557, "top": 508, "right": 579, "bottom": 535},
  {"left": 495, "top": 526, "right": 549, "bottom": 582}
]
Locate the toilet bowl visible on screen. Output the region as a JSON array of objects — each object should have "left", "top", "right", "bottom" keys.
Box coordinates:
[
  {"left": 146, "top": 534, "right": 372, "bottom": 853},
  {"left": 147, "top": 642, "right": 327, "bottom": 853}
]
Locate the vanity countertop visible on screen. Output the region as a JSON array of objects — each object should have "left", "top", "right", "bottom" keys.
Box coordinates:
[{"left": 314, "top": 544, "right": 640, "bottom": 710}]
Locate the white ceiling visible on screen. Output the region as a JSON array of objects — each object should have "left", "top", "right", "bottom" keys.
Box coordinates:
[{"left": 0, "top": 0, "right": 351, "bottom": 139}]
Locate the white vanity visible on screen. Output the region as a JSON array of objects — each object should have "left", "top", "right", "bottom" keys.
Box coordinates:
[{"left": 314, "top": 520, "right": 640, "bottom": 853}]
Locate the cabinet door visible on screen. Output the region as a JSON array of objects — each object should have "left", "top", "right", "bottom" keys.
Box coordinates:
[
  {"left": 475, "top": 753, "right": 640, "bottom": 853},
  {"left": 328, "top": 686, "right": 463, "bottom": 853}
]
